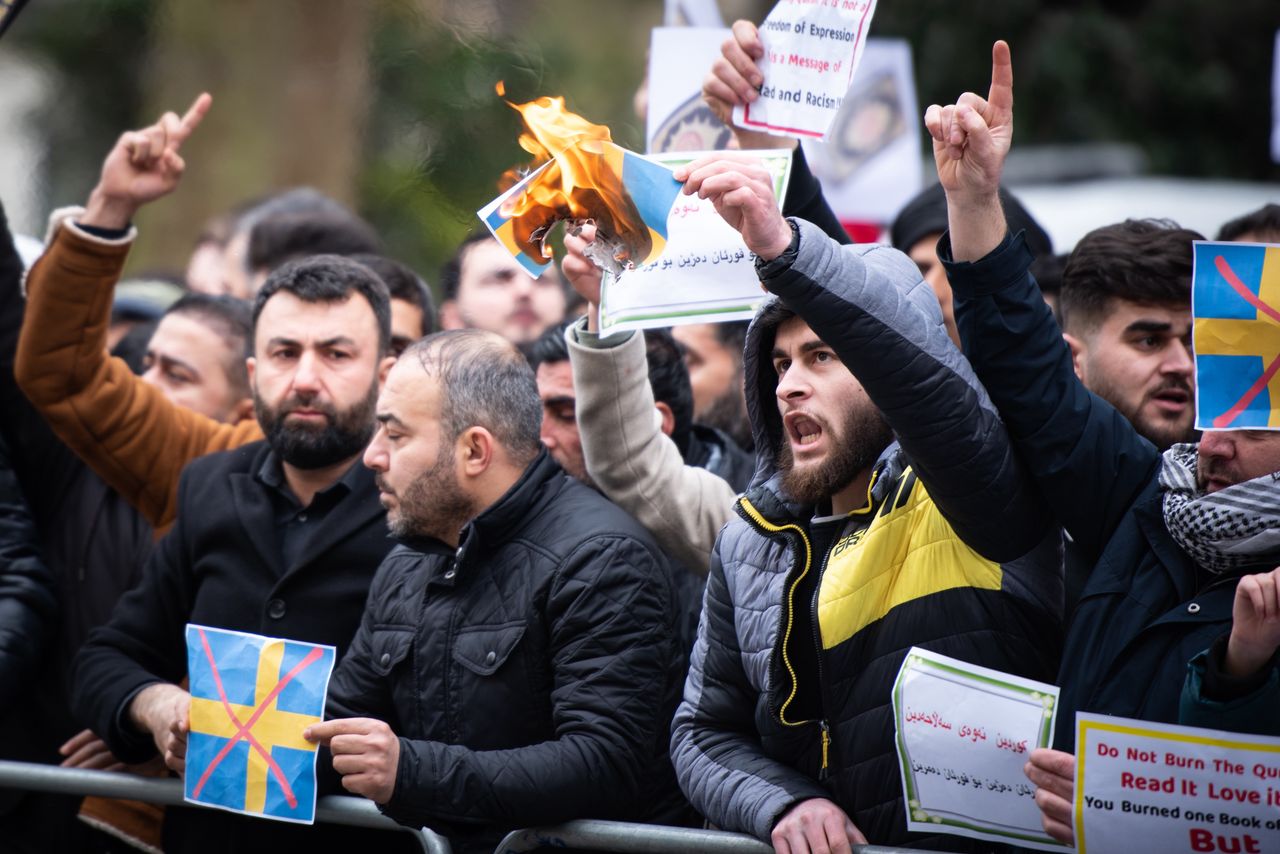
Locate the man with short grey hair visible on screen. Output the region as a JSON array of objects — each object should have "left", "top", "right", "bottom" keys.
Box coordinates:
[{"left": 308, "top": 329, "right": 696, "bottom": 853}]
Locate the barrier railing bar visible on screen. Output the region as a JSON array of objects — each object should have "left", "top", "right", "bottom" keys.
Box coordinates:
[
  {"left": 494, "top": 819, "right": 925, "bottom": 854},
  {"left": 0, "top": 760, "right": 451, "bottom": 854}
]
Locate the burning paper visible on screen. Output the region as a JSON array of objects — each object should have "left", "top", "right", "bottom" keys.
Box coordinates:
[{"left": 478, "top": 85, "right": 683, "bottom": 278}]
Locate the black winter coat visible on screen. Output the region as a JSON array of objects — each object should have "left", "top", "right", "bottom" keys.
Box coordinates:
[
  {"left": 72, "top": 441, "right": 405, "bottom": 853},
  {"left": 327, "top": 450, "right": 698, "bottom": 853},
  {"left": 947, "top": 231, "right": 1242, "bottom": 746},
  {"left": 0, "top": 201, "right": 154, "bottom": 836}
]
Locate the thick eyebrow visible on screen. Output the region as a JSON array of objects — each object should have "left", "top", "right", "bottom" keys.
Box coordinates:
[
  {"left": 265, "top": 335, "right": 358, "bottom": 350},
  {"left": 318, "top": 336, "right": 358, "bottom": 349},
  {"left": 771, "top": 339, "right": 831, "bottom": 361},
  {"left": 147, "top": 350, "right": 200, "bottom": 378},
  {"left": 376, "top": 413, "right": 410, "bottom": 431},
  {"left": 541, "top": 395, "right": 575, "bottom": 408},
  {"left": 1123, "top": 320, "right": 1175, "bottom": 335}
]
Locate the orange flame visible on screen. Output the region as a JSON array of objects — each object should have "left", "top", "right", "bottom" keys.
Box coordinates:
[{"left": 496, "top": 82, "right": 651, "bottom": 267}]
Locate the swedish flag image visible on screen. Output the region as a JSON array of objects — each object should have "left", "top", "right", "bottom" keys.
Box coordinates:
[
  {"left": 183, "top": 624, "right": 336, "bottom": 824},
  {"left": 1192, "top": 241, "right": 1280, "bottom": 430}
]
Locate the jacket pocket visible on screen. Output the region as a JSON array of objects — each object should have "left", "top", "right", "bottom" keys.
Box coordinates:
[
  {"left": 370, "top": 627, "right": 413, "bottom": 676},
  {"left": 452, "top": 621, "right": 526, "bottom": 677}
]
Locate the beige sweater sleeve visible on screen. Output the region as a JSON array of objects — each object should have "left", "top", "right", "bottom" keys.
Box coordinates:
[{"left": 566, "top": 319, "right": 737, "bottom": 574}]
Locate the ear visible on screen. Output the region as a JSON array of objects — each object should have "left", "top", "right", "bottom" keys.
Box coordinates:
[
  {"left": 377, "top": 355, "right": 396, "bottom": 385},
  {"left": 438, "top": 300, "right": 463, "bottom": 331},
  {"left": 1062, "top": 332, "right": 1087, "bottom": 382},
  {"left": 245, "top": 355, "right": 256, "bottom": 386},
  {"left": 655, "top": 401, "right": 675, "bottom": 437},
  {"left": 457, "top": 426, "right": 496, "bottom": 478},
  {"left": 231, "top": 397, "right": 255, "bottom": 424}
]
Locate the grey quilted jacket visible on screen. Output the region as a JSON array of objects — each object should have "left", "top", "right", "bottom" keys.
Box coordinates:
[{"left": 670, "top": 218, "right": 1064, "bottom": 846}]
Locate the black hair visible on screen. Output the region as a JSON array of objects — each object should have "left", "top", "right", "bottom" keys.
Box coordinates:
[
  {"left": 439, "top": 230, "right": 498, "bottom": 302},
  {"left": 1059, "top": 219, "right": 1203, "bottom": 334},
  {"left": 643, "top": 329, "right": 694, "bottom": 454},
  {"left": 1216, "top": 203, "right": 1280, "bottom": 243},
  {"left": 252, "top": 255, "right": 392, "bottom": 355},
  {"left": 525, "top": 319, "right": 571, "bottom": 372},
  {"left": 248, "top": 211, "right": 382, "bottom": 275},
  {"left": 164, "top": 293, "right": 253, "bottom": 398},
  {"left": 350, "top": 253, "right": 434, "bottom": 337}
]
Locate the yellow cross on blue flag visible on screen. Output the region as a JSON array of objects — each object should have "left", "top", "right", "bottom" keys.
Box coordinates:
[
  {"left": 1192, "top": 241, "right": 1280, "bottom": 430},
  {"left": 183, "top": 624, "right": 336, "bottom": 824},
  {"left": 477, "top": 142, "right": 682, "bottom": 278}
]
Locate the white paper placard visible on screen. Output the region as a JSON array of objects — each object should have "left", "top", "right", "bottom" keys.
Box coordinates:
[
  {"left": 646, "top": 27, "right": 735, "bottom": 154},
  {"left": 801, "top": 38, "right": 922, "bottom": 226},
  {"left": 1075, "top": 713, "right": 1280, "bottom": 854},
  {"left": 733, "top": 0, "right": 879, "bottom": 141},
  {"left": 598, "top": 149, "right": 792, "bottom": 333},
  {"left": 892, "top": 647, "right": 1067, "bottom": 851}
]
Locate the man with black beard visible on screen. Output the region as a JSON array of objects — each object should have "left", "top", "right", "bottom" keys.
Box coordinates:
[
  {"left": 667, "top": 155, "right": 1063, "bottom": 851},
  {"left": 307, "top": 330, "right": 695, "bottom": 853},
  {"left": 71, "top": 254, "right": 407, "bottom": 853}
]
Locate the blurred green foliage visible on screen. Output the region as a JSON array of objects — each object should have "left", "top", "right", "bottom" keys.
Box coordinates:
[{"left": 7, "top": 0, "right": 1277, "bottom": 288}]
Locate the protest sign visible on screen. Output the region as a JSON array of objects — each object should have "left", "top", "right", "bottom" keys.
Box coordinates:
[
  {"left": 646, "top": 26, "right": 735, "bottom": 154},
  {"left": 662, "top": 0, "right": 723, "bottom": 29},
  {"left": 478, "top": 143, "right": 682, "bottom": 279},
  {"left": 892, "top": 647, "right": 1066, "bottom": 851},
  {"left": 1190, "top": 241, "right": 1280, "bottom": 430},
  {"left": 184, "top": 624, "right": 336, "bottom": 824},
  {"left": 733, "top": 0, "right": 879, "bottom": 141},
  {"left": 801, "top": 38, "right": 922, "bottom": 228},
  {"left": 1075, "top": 713, "right": 1280, "bottom": 854},
  {"left": 598, "top": 149, "right": 792, "bottom": 333}
]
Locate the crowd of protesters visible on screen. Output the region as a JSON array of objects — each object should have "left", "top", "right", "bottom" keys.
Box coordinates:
[{"left": 1, "top": 18, "right": 1279, "bottom": 854}]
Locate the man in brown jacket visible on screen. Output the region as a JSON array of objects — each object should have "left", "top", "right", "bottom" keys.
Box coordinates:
[{"left": 15, "top": 95, "right": 262, "bottom": 534}]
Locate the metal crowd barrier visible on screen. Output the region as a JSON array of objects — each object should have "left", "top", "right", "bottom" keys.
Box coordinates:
[
  {"left": 494, "top": 819, "right": 925, "bottom": 853},
  {"left": 0, "top": 760, "right": 940, "bottom": 854},
  {"left": 0, "top": 759, "right": 451, "bottom": 853}
]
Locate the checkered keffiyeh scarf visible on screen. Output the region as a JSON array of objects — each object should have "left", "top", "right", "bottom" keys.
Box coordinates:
[{"left": 1160, "top": 443, "right": 1280, "bottom": 574}]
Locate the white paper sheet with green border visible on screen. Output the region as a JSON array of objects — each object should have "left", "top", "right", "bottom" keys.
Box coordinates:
[
  {"left": 597, "top": 149, "right": 792, "bottom": 333},
  {"left": 892, "top": 646, "right": 1068, "bottom": 851}
]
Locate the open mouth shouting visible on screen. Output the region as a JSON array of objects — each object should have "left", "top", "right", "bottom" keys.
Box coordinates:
[{"left": 783, "top": 410, "right": 826, "bottom": 455}]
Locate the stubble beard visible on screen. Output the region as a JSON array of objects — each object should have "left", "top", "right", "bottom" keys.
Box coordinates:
[{"left": 385, "top": 444, "right": 477, "bottom": 542}]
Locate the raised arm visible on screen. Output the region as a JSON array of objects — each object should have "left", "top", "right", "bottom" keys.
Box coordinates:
[
  {"left": 15, "top": 94, "right": 262, "bottom": 532},
  {"left": 704, "top": 20, "right": 850, "bottom": 244},
  {"left": 928, "top": 42, "right": 1159, "bottom": 560},
  {"left": 674, "top": 154, "right": 1049, "bottom": 562},
  {"left": 561, "top": 225, "right": 738, "bottom": 572}
]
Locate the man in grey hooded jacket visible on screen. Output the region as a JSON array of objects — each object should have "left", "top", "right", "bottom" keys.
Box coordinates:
[{"left": 667, "top": 155, "right": 1063, "bottom": 851}]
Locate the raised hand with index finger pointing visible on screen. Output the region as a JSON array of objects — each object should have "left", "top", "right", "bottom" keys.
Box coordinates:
[
  {"left": 85, "top": 92, "right": 213, "bottom": 230},
  {"left": 923, "top": 41, "right": 1013, "bottom": 205}
]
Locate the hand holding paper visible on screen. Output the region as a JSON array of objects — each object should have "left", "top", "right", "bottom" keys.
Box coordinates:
[
  {"left": 675, "top": 155, "right": 792, "bottom": 262},
  {"left": 1024, "top": 748, "right": 1076, "bottom": 845},
  {"left": 305, "top": 717, "right": 400, "bottom": 805},
  {"left": 563, "top": 223, "right": 604, "bottom": 331},
  {"left": 129, "top": 682, "right": 191, "bottom": 773},
  {"left": 703, "top": 21, "right": 798, "bottom": 152}
]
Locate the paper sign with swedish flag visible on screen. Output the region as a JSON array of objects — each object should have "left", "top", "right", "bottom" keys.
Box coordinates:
[
  {"left": 1192, "top": 241, "right": 1280, "bottom": 430},
  {"left": 477, "top": 142, "right": 682, "bottom": 278},
  {"left": 184, "top": 624, "right": 336, "bottom": 824}
]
